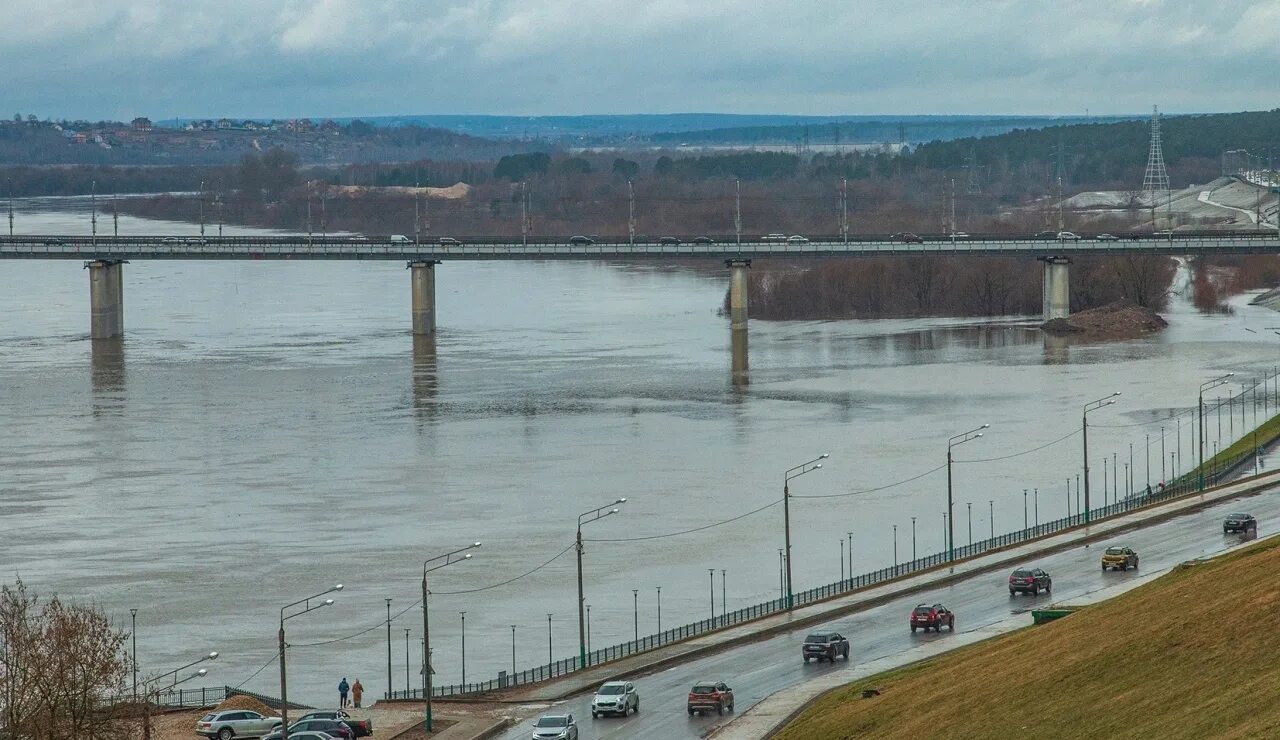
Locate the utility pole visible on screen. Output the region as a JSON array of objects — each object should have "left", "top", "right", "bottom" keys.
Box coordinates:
[
  {"left": 414, "top": 177, "right": 421, "bottom": 246},
  {"left": 113, "top": 192, "right": 119, "bottom": 236},
  {"left": 422, "top": 171, "right": 430, "bottom": 238},
  {"left": 7, "top": 183, "right": 13, "bottom": 236},
  {"left": 840, "top": 178, "right": 848, "bottom": 244},
  {"left": 628, "top": 180, "right": 636, "bottom": 245},
  {"left": 198, "top": 180, "right": 206, "bottom": 237},
  {"left": 91, "top": 180, "right": 97, "bottom": 247},
  {"left": 949, "top": 178, "right": 956, "bottom": 235},
  {"left": 520, "top": 182, "right": 530, "bottom": 246},
  {"left": 734, "top": 179, "right": 742, "bottom": 246},
  {"left": 386, "top": 599, "right": 393, "bottom": 698}
]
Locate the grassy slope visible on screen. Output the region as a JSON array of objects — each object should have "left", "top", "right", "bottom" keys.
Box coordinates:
[{"left": 775, "top": 537, "right": 1280, "bottom": 740}]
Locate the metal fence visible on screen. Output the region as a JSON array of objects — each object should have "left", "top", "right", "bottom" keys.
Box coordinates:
[
  {"left": 386, "top": 442, "right": 1270, "bottom": 700},
  {"left": 153, "top": 685, "right": 229, "bottom": 709}
]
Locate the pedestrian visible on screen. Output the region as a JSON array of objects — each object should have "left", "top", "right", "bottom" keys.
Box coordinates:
[
  {"left": 352, "top": 679, "right": 364, "bottom": 709},
  {"left": 338, "top": 677, "right": 350, "bottom": 709}
]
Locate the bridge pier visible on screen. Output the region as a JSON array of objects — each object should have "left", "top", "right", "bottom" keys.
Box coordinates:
[
  {"left": 408, "top": 260, "right": 439, "bottom": 336},
  {"left": 85, "top": 259, "right": 125, "bottom": 339},
  {"left": 727, "top": 260, "right": 750, "bottom": 384},
  {"left": 1040, "top": 256, "right": 1071, "bottom": 322}
]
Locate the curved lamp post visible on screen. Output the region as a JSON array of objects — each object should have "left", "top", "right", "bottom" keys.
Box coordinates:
[
  {"left": 142, "top": 652, "right": 217, "bottom": 740},
  {"left": 576, "top": 498, "right": 625, "bottom": 670},
  {"left": 422, "top": 543, "right": 479, "bottom": 732},
  {"left": 279, "top": 586, "right": 341, "bottom": 740},
  {"left": 1082, "top": 393, "right": 1120, "bottom": 523},
  {"left": 783, "top": 454, "right": 829, "bottom": 609},
  {"left": 1200, "top": 374, "right": 1233, "bottom": 490},
  {"left": 947, "top": 425, "right": 988, "bottom": 561}
]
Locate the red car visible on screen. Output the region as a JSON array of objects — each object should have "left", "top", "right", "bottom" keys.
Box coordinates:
[
  {"left": 687, "top": 681, "right": 734, "bottom": 716},
  {"left": 910, "top": 603, "right": 955, "bottom": 633}
]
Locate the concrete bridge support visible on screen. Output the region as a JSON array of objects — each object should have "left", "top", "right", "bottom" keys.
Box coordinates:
[
  {"left": 1040, "top": 256, "right": 1071, "bottom": 322},
  {"left": 86, "top": 259, "right": 124, "bottom": 339},
  {"left": 409, "top": 260, "right": 439, "bottom": 336},
  {"left": 727, "top": 260, "right": 750, "bottom": 385}
]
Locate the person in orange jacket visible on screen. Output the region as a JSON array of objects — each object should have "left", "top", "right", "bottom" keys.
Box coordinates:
[{"left": 351, "top": 679, "right": 364, "bottom": 708}]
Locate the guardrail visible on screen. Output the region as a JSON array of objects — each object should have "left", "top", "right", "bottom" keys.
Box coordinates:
[{"left": 386, "top": 450, "right": 1262, "bottom": 701}]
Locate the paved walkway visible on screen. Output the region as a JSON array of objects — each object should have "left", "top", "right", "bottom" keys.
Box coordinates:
[
  {"left": 489, "top": 469, "right": 1280, "bottom": 705},
  {"left": 710, "top": 525, "right": 1278, "bottom": 739}
]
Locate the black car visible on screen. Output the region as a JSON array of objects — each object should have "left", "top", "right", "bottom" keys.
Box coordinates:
[
  {"left": 890, "top": 232, "right": 924, "bottom": 244},
  {"left": 692, "top": 236, "right": 715, "bottom": 244},
  {"left": 801, "top": 631, "right": 850, "bottom": 662},
  {"left": 569, "top": 235, "right": 594, "bottom": 245},
  {"left": 658, "top": 236, "right": 681, "bottom": 245},
  {"left": 1008, "top": 567, "right": 1052, "bottom": 596},
  {"left": 262, "top": 718, "right": 353, "bottom": 740},
  {"left": 1224, "top": 513, "right": 1257, "bottom": 534},
  {"left": 1033, "top": 230, "right": 1059, "bottom": 240}
]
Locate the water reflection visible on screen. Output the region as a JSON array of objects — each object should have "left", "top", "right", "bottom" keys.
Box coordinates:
[
  {"left": 412, "top": 334, "right": 439, "bottom": 417},
  {"left": 89, "top": 337, "right": 126, "bottom": 414},
  {"left": 1042, "top": 332, "right": 1070, "bottom": 364}
]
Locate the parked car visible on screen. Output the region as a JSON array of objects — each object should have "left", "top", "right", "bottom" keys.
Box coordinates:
[
  {"left": 1056, "top": 231, "right": 1081, "bottom": 241},
  {"left": 195, "top": 710, "right": 283, "bottom": 740},
  {"left": 569, "top": 235, "right": 594, "bottom": 245},
  {"left": 761, "top": 233, "right": 788, "bottom": 242},
  {"left": 787, "top": 235, "right": 810, "bottom": 244},
  {"left": 1008, "top": 567, "right": 1052, "bottom": 596},
  {"left": 686, "top": 681, "right": 734, "bottom": 715},
  {"left": 590, "top": 680, "right": 639, "bottom": 718},
  {"left": 1101, "top": 546, "right": 1139, "bottom": 571},
  {"left": 294, "top": 710, "right": 371, "bottom": 737},
  {"left": 891, "top": 232, "right": 924, "bottom": 244},
  {"left": 261, "top": 718, "right": 353, "bottom": 740},
  {"left": 692, "top": 236, "right": 715, "bottom": 244},
  {"left": 531, "top": 713, "right": 578, "bottom": 739},
  {"left": 801, "top": 631, "right": 850, "bottom": 662},
  {"left": 910, "top": 603, "right": 955, "bottom": 632},
  {"left": 1224, "top": 513, "right": 1257, "bottom": 534},
  {"left": 1096, "top": 233, "right": 1120, "bottom": 241},
  {"left": 438, "top": 237, "right": 462, "bottom": 246},
  {"left": 658, "top": 236, "right": 681, "bottom": 245}
]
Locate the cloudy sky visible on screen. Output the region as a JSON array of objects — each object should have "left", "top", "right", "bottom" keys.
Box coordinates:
[{"left": 5, "top": 0, "right": 1278, "bottom": 120}]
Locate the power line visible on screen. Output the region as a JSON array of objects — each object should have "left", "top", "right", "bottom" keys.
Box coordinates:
[{"left": 586, "top": 499, "right": 783, "bottom": 542}]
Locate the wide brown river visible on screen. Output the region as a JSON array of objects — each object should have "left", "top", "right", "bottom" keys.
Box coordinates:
[{"left": 3, "top": 197, "right": 1279, "bottom": 704}]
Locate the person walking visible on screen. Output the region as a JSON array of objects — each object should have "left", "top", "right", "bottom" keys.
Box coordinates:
[
  {"left": 338, "top": 677, "right": 350, "bottom": 709},
  {"left": 351, "top": 679, "right": 364, "bottom": 709}
]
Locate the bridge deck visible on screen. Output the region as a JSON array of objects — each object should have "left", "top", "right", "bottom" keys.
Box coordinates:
[{"left": 2, "top": 234, "right": 1279, "bottom": 260}]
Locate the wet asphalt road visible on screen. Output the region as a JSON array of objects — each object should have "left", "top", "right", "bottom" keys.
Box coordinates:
[{"left": 500, "top": 486, "right": 1279, "bottom": 740}]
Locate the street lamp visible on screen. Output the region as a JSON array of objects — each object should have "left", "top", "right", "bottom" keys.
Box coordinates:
[
  {"left": 577, "top": 498, "right": 625, "bottom": 669},
  {"left": 783, "top": 454, "right": 829, "bottom": 609},
  {"left": 280, "top": 586, "right": 340, "bottom": 739},
  {"left": 140, "top": 652, "right": 217, "bottom": 740},
  {"left": 130, "top": 608, "right": 138, "bottom": 701},
  {"left": 1083, "top": 392, "right": 1121, "bottom": 522},
  {"left": 1200, "top": 374, "right": 1233, "bottom": 490},
  {"left": 947, "top": 425, "right": 987, "bottom": 561},
  {"left": 422, "top": 543, "right": 479, "bottom": 732},
  {"left": 632, "top": 590, "right": 639, "bottom": 641}
]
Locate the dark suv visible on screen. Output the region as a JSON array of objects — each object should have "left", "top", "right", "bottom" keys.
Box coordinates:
[
  {"left": 1224, "top": 513, "right": 1256, "bottom": 534},
  {"left": 1008, "top": 568, "right": 1052, "bottom": 596},
  {"left": 801, "top": 631, "right": 850, "bottom": 662}
]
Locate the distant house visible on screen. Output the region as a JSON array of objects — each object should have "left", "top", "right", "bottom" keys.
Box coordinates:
[
  {"left": 215, "top": 118, "right": 233, "bottom": 130},
  {"left": 131, "top": 117, "right": 153, "bottom": 131},
  {"left": 71, "top": 132, "right": 89, "bottom": 144}
]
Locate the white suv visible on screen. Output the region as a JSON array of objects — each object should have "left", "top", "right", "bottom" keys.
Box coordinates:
[
  {"left": 196, "top": 710, "right": 282, "bottom": 739},
  {"left": 590, "top": 681, "right": 639, "bottom": 718}
]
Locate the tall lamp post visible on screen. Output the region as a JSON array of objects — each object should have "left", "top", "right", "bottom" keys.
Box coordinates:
[
  {"left": 577, "top": 498, "right": 625, "bottom": 670},
  {"left": 422, "top": 543, "right": 480, "bottom": 733},
  {"left": 1200, "top": 374, "right": 1234, "bottom": 490},
  {"left": 280, "top": 586, "right": 341, "bottom": 740},
  {"left": 947, "top": 425, "right": 988, "bottom": 561},
  {"left": 783, "top": 454, "right": 829, "bottom": 609},
  {"left": 1082, "top": 393, "right": 1121, "bottom": 522},
  {"left": 385, "top": 598, "right": 392, "bottom": 699},
  {"left": 130, "top": 608, "right": 138, "bottom": 701},
  {"left": 140, "top": 652, "right": 217, "bottom": 740}
]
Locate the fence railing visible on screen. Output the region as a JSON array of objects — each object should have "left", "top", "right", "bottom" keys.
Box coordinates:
[
  {"left": 386, "top": 444, "right": 1272, "bottom": 700},
  {"left": 154, "top": 685, "right": 229, "bottom": 709}
]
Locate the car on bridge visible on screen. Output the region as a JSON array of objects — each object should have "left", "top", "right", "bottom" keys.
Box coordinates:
[
  {"left": 569, "top": 235, "right": 594, "bottom": 245},
  {"left": 787, "top": 235, "right": 809, "bottom": 244},
  {"left": 1008, "top": 567, "right": 1052, "bottom": 596},
  {"left": 438, "top": 237, "right": 462, "bottom": 246},
  {"left": 531, "top": 713, "right": 578, "bottom": 739},
  {"left": 590, "top": 680, "right": 639, "bottom": 717},
  {"left": 891, "top": 232, "right": 924, "bottom": 244},
  {"left": 1034, "top": 230, "right": 1058, "bottom": 239},
  {"left": 1101, "top": 546, "right": 1139, "bottom": 571},
  {"left": 1056, "top": 231, "right": 1082, "bottom": 241},
  {"left": 762, "top": 233, "right": 788, "bottom": 242},
  {"left": 1096, "top": 233, "right": 1120, "bottom": 241},
  {"left": 686, "top": 681, "right": 734, "bottom": 715},
  {"left": 1223, "top": 513, "right": 1257, "bottom": 534},
  {"left": 692, "top": 236, "right": 715, "bottom": 244},
  {"left": 801, "top": 631, "right": 850, "bottom": 662},
  {"left": 390, "top": 234, "right": 411, "bottom": 243},
  {"left": 659, "top": 236, "right": 682, "bottom": 245},
  {"left": 910, "top": 603, "right": 955, "bottom": 632}
]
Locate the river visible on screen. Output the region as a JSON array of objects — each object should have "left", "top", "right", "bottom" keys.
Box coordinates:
[{"left": 2, "top": 197, "right": 1279, "bottom": 705}]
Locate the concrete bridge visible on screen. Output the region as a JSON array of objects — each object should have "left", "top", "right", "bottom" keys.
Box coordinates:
[{"left": 3, "top": 232, "right": 1278, "bottom": 344}]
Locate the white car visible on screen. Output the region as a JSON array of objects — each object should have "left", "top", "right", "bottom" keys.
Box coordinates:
[
  {"left": 1056, "top": 231, "right": 1081, "bottom": 241},
  {"left": 531, "top": 713, "right": 578, "bottom": 739},
  {"left": 591, "top": 681, "right": 639, "bottom": 718},
  {"left": 787, "top": 235, "right": 809, "bottom": 244},
  {"left": 196, "top": 710, "right": 283, "bottom": 739}
]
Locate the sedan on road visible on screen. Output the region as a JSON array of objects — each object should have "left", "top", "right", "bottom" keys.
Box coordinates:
[
  {"left": 591, "top": 681, "right": 639, "bottom": 718},
  {"left": 658, "top": 236, "right": 682, "bottom": 245},
  {"left": 568, "top": 236, "right": 594, "bottom": 246},
  {"left": 531, "top": 714, "right": 578, "bottom": 739},
  {"left": 1224, "top": 513, "right": 1257, "bottom": 533},
  {"left": 692, "top": 236, "right": 715, "bottom": 244},
  {"left": 801, "top": 631, "right": 850, "bottom": 662},
  {"left": 261, "top": 718, "right": 353, "bottom": 740},
  {"left": 909, "top": 603, "right": 955, "bottom": 632},
  {"left": 1056, "top": 231, "right": 1082, "bottom": 241},
  {"left": 1009, "top": 567, "right": 1052, "bottom": 596},
  {"left": 196, "top": 710, "right": 282, "bottom": 740},
  {"left": 787, "top": 235, "right": 809, "bottom": 244},
  {"left": 687, "top": 681, "right": 734, "bottom": 715},
  {"left": 1096, "top": 233, "right": 1120, "bottom": 241},
  {"left": 1101, "top": 546, "right": 1139, "bottom": 571},
  {"left": 891, "top": 232, "right": 924, "bottom": 244}
]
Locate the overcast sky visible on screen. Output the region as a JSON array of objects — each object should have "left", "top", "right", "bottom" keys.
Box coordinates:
[{"left": 5, "top": 0, "right": 1278, "bottom": 121}]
